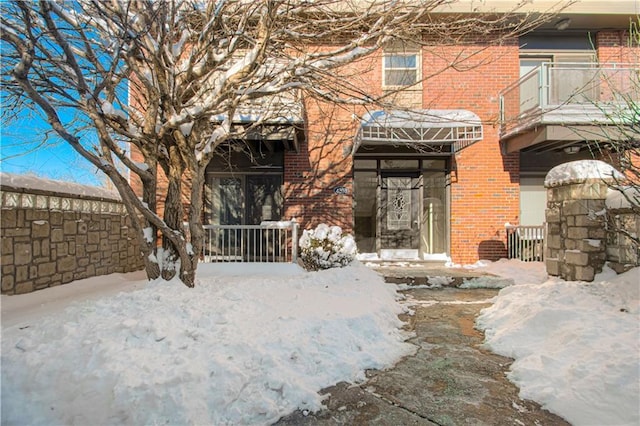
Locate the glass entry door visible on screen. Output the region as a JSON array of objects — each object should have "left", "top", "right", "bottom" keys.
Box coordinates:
[
  {"left": 215, "top": 177, "right": 243, "bottom": 225},
  {"left": 380, "top": 173, "right": 421, "bottom": 252},
  {"left": 210, "top": 175, "right": 282, "bottom": 225},
  {"left": 354, "top": 158, "right": 449, "bottom": 259}
]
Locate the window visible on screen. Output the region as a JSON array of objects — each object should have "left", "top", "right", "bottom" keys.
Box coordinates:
[
  {"left": 384, "top": 52, "right": 418, "bottom": 87},
  {"left": 205, "top": 141, "right": 284, "bottom": 226}
]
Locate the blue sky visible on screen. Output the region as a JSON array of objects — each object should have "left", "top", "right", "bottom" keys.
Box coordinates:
[{"left": 1, "top": 113, "right": 104, "bottom": 187}]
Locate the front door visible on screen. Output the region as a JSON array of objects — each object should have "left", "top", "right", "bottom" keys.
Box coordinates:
[
  {"left": 354, "top": 158, "right": 449, "bottom": 260},
  {"left": 206, "top": 174, "right": 283, "bottom": 260},
  {"left": 210, "top": 175, "right": 283, "bottom": 225},
  {"left": 380, "top": 172, "right": 421, "bottom": 256}
]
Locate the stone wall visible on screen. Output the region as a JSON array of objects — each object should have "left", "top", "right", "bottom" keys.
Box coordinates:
[
  {"left": 545, "top": 165, "right": 639, "bottom": 281},
  {"left": 606, "top": 207, "right": 640, "bottom": 274},
  {"left": 1, "top": 179, "right": 145, "bottom": 294}
]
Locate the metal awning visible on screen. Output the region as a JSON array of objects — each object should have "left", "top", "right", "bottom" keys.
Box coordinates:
[
  {"left": 214, "top": 90, "right": 303, "bottom": 123},
  {"left": 212, "top": 92, "right": 304, "bottom": 151},
  {"left": 357, "top": 109, "right": 483, "bottom": 154}
]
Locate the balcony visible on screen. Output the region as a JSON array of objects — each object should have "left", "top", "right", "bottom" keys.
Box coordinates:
[{"left": 499, "top": 63, "right": 639, "bottom": 154}]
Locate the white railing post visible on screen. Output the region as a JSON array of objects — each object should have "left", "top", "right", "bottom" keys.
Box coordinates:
[
  {"left": 505, "top": 223, "right": 545, "bottom": 262},
  {"left": 201, "top": 221, "right": 299, "bottom": 263},
  {"left": 539, "top": 63, "right": 547, "bottom": 108},
  {"left": 291, "top": 219, "right": 299, "bottom": 264}
]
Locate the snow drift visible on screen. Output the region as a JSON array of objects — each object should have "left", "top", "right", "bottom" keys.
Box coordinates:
[
  {"left": 1, "top": 263, "right": 414, "bottom": 425},
  {"left": 477, "top": 267, "right": 640, "bottom": 426}
]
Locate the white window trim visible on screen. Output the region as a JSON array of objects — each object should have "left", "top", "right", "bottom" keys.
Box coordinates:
[{"left": 382, "top": 48, "right": 421, "bottom": 89}]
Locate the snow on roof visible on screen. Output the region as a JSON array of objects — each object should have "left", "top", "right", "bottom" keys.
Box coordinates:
[
  {"left": 0, "top": 172, "right": 120, "bottom": 200},
  {"left": 212, "top": 92, "right": 303, "bottom": 124},
  {"left": 361, "top": 109, "right": 481, "bottom": 129},
  {"left": 544, "top": 160, "right": 623, "bottom": 188},
  {"left": 358, "top": 109, "right": 484, "bottom": 150},
  {"left": 606, "top": 186, "right": 640, "bottom": 209}
]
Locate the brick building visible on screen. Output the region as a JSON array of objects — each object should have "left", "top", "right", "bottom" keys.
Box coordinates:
[{"left": 152, "top": 2, "right": 639, "bottom": 264}]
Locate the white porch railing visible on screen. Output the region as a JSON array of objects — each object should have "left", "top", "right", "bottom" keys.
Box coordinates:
[
  {"left": 506, "top": 224, "right": 546, "bottom": 262},
  {"left": 202, "top": 221, "right": 299, "bottom": 263}
]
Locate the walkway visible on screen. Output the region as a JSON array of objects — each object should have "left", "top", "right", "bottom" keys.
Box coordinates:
[{"left": 275, "top": 267, "right": 568, "bottom": 425}]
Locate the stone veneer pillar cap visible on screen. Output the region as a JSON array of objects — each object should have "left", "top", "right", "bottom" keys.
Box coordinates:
[{"left": 544, "top": 160, "right": 623, "bottom": 189}]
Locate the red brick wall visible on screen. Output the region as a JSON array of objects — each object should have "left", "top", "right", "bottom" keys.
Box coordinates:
[
  {"left": 596, "top": 30, "right": 640, "bottom": 185},
  {"left": 284, "top": 100, "right": 356, "bottom": 233},
  {"left": 289, "top": 39, "right": 522, "bottom": 263},
  {"left": 284, "top": 53, "right": 381, "bottom": 234},
  {"left": 419, "top": 40, "right": 521, "bottom": 263},
  {"left": 596, "top": 30, "right": 640, "bottom": 63}
]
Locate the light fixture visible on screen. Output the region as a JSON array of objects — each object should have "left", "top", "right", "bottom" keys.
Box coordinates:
[
  {"left": 555, "top": 18, "right": 571, "bottom": 31},
  {"left": 563, "top": 145, "right": 580, "bottom": 154}
]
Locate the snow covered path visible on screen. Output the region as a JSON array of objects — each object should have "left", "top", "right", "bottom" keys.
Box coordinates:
[{"left": 275, "top": 286, "right": 570, "bottom": 426}]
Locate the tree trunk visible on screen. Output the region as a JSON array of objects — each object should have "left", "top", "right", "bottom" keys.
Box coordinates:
[
  {"left": 160, "top": 143, "right": 200, "bottom": 287},
  {"left": 143, "top": 255, "right": 161, "bottom": 280},
  {"left": 162, "top": 156, "right": 184, "bottom": 281},
  {"left": 140, "top": 158, "right": 161, "bottom": 280},
  {"left": 183, "top": 165, "right": 207, "bottom": 285}
]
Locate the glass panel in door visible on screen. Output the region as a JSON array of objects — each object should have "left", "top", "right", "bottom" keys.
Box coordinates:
[
  {"left": 247, "top": 175, "right": 283, "bottom": 224},
  {"left": 380, "top": 174, "right": 421, "bottom": 252},
  {"left": 209, "top": 177, "right": 243, "bottom": 260},
  {"left": 353, "top": 171, "right": 378, "bottom": 253},
  {"left": 212, "top": 177, "right": 243, "bottom": 225},
  {"left": 246, "top": 175, "right": 284, "bottom": 260},
  {"left": 421, "top": 171, "right": 447, "bottom": 255}
]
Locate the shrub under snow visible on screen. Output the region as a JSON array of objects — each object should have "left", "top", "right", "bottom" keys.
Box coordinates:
[{"left": 299, "top": 224, "right": 357, "bottom": 270}]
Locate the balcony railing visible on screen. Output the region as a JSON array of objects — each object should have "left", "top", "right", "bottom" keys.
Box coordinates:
[
  {"left": 202, "top": 221, "right": 299, "bottom": 263},
  {"left": 500, "top": 63, "right": 640, "bottom": 137},
  {"left": 506, "top": 224, "right": 545, "bottom": 262}
]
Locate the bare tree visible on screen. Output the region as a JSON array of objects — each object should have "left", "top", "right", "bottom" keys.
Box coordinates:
[
  {"left": 1, "top": 0, "right": 558, "bottom": 287},
  {"left": 589, "top": 16, "right": 640, "bottom": 250},
  {"left": 580, "top": 18, "right": 640, "bottom": 248}
]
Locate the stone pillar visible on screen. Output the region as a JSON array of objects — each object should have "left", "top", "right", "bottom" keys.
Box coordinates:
[
  {"left": 545, "top": 177, "right": 612, "bottom": 282},
  {"left": 606, "top": 207, "right": 640, "bottom": 274}
]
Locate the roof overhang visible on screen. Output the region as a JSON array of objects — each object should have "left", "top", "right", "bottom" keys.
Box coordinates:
[
  {"left": 212, "top": 92, "right": 304, "bottom": 152},
  {"left": 501, "top": 124, "right": 638, "bottom": 154},
  {"left": 357, "top": 109, "right": 483, "bottom": 155}
]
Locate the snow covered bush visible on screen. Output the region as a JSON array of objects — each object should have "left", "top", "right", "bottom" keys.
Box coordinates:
[{"left": 299, "top": 224, "right": 357, "bottom": 270}]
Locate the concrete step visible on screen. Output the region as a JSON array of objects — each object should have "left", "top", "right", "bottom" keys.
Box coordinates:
[{"left": 369, "top": 265, "right": 514, "bottom": 289}]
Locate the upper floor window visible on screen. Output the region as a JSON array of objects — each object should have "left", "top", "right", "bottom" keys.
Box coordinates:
[{"left": 383, "top": 51, "right": 419, "bottom": 87}]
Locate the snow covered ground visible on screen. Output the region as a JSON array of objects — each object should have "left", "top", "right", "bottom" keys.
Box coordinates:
[
  {"left": 2, "top": 260, "right": 639, "bottom": 425},
  {"left": 476, "top": 263, "right": 640, "bottom": 426},
  {"left": 1, "top": 263, "right": 414, "bottom": 425}
]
